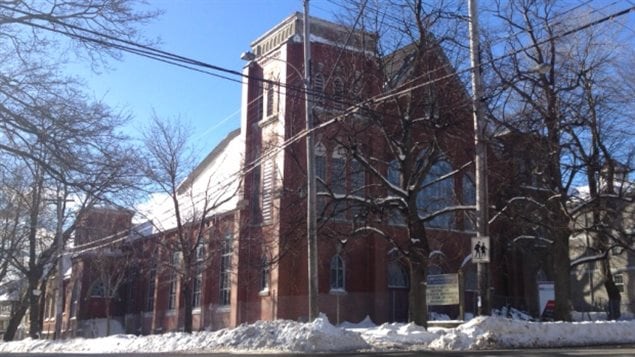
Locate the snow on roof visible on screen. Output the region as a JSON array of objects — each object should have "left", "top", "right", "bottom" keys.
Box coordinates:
[{"left": 136, "top": 129, "right": 243, "bottom": 233}]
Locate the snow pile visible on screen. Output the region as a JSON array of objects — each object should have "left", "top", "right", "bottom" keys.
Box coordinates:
[
  {"left": 0, "top": 315, "right": 369, "bottom": 354},
  {"left": 354, "top": 321, "right": 440, "bottom": 349},
  {"left": 429, "top": 316, "right": 635, "bottom": 350},
  {"left": 208, "top": 315, "right": 369, "bottom": 352},
  {"left": 474, "top": 317, "right": 635, "bottom": 349},
  {"left": 2, "top": 315, "right": 635, "bottom": 353}
]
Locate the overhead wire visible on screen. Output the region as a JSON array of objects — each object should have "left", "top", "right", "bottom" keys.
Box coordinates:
[
  {"left": 586, "top": 0, "right": 635, "bottom": 36},
  {"left": 68, "top": 3, "right": 635, "bottom": 253},
  {"left": 22, "top": 3, "right": 635, "bottom": 253}
]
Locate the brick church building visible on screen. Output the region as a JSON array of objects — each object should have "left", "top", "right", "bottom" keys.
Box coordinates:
[{"left": 43, "top": 12, "right": 553, "bottom": 337}]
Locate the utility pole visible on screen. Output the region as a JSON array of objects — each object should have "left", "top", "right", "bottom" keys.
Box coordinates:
[
  {"left": 53, "top": 195, "right": 65, "bottom": 338},
  {"left": 304, "top": 0, "right": 319, "bottom": 321},
  {"left": 468, "top": 0, "right": 491, "bottom": 315}
]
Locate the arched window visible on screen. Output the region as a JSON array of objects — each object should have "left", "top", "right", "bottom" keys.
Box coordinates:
[
  {"left": 352, "top": 71, "right": 363, "bottom": 100},
  {"left": 315, "top": 142, "right": 327, "bottom": 218},
  {"left": 260, "top": 255, "right": 270, "bottom": 293},
  {"left": 168, "top": 252, "right": 180, "bottom": 310},
  {"left": 462, "top": 173, "right": 476, "bottom": 231},
  {"left": 313, "top": 73, "right": 325, "bottom": 107},
  {"left": 145, "top": 262, "right": 156, "bottom": 312},
  {"left": 192, "top": 245, "right": 205, "bottom": 308},
  {"left": 387, "top": 261, "right": 409, "bottom": 288},
  {"left": 330, "top": 255, "right": 345, "bottom": 291},
  {"left": 256, "top": 81, "right": 264, "bottom": 121},
  {"left": 331, "top": 146, "right": 346, "bottom": 220},
  {"left": 266, "top": 80, "right": 275, "bottom": 117},
  {"left": 428, "top": 264, "right": 443, "bottom": 275},
  {"left": 265, "top": 75, "right": 279, "bottom": 118},
  {"left": 387, "top": 159, "right": 401, "bottom": 187},
  {"left": 350, "top": 158, "right": 366, "bottom": 222},
  {"left": 90, "top": 279, "right": 106, "bottom": 298},
  {"left": 387, "top": 160, "right": 405, "bottom": 225},
  {"left": 333, "top": 77, "right": 344, "bottom": 109},
  {"left": 70, "top": 282, "right": 80, "bottom": 317},
  {"left": 219, "top": 230, "right": 233, "bottom": 306},
  {"left": 417, "top": 160, "right": 454, "bottom": 229}
]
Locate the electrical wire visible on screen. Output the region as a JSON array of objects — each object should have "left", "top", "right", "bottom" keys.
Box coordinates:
[{"left": 23, "top": 3, "right": 635, "bottom": 253}]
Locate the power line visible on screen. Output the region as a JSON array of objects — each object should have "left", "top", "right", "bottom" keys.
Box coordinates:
[
  {"left": 29, "top": 3, "right": 635, "bottom": 254},
  {"left": 2, "top": 3, "right": 462, "bottom": 136}
]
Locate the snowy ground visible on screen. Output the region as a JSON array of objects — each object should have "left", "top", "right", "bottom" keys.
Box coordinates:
[{"left": 2, "top": 312, "right": 635, "bottom": 354}]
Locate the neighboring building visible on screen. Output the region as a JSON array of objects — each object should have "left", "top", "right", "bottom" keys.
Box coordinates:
[
  {"left": 0, "top": 282, "right": 21, "bottom": 340},
  {"left": 569, "top": 167, "right": 634, "bottom": 317},
  {"left": 42, "top": 207, "right": 134, "bottom": 338}
]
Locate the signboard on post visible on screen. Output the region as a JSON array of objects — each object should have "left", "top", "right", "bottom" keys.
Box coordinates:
[
  {"left": 471, "top": 236, "right": 490, "bottom": 263},
  {"left": 427, "top": 273, "right": 459, "bottom": 305}
]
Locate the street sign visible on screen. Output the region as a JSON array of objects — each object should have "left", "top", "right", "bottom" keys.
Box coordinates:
[{"left": 471, "top": 236, "right": 490, "bottom": 263}]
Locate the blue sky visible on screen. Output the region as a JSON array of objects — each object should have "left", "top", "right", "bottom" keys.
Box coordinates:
[
  {"left": 72, "top": 0, "right": 338, "bottom": 158},
  {"left": 68, "top": 0, "right": 635, "bottom": 162}
]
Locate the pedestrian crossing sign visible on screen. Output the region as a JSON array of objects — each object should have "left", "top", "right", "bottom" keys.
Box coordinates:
[{"left": 471, "top": 236, "right": 490, "bottom": 263}]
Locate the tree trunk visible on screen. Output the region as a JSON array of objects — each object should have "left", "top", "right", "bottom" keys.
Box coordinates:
[
  {"left": 182, "top": 277, "right": 193, "bottom": 333},
  {"left": 407, "top": 214, "right": 429, "bottom": 328},
  {"left": 601, "top": 259, "right": 621, "bottom": 320},
  {"left": 408, "top": 258, "right": 428, "bottom": 328},
  {"left": 552, "top": 227, "right": 572, "bottom": 321},
  {"left": 106, "top": 298, "right": 112, "bottom": 336},
  {"left": 28, "top": 273, "right": 44, "bottom": 339},
  {"left": 4, "top": 298, "right": 29, "bottom": 341},
  {"left": 27, "top": 171, "right": 43, "bottom": 339}
]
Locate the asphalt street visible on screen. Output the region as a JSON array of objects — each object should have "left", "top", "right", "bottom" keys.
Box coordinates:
[{"left": 2, "top": 345, "right": 635, "bottom": 357}]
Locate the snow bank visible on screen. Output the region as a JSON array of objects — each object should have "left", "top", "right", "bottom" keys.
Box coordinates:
[
  {"left": 355, "top": 321, "right": 440, "bottom": 349},
  {"left": 207, "top": 315, "right": 369, "bottom": 352},
  {"left": 427, "top": 316, "right": 635, "bottom": 350},
  {"left": 0, "top": 315, "right": 369, "bottom": 354},
  {"left": 2, "top": 316, "right": 635, "bottom": 353}
]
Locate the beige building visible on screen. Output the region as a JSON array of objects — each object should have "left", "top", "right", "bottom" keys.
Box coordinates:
[{"left": 570, "top": 177, "right": 634, "bottom": 318}]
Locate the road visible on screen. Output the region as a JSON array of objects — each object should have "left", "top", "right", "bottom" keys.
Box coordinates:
[{"left": 2, "top": 345, "right": 635, "bottom": 357}]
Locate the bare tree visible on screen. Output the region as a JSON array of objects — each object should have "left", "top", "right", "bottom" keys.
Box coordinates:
[
  {"left": 0, "top": 1, "right": 156, "bottom": 339},
  {"left": 0, "top": 86, "right": 142, "bottom": 341},
  {"left": 85, "top": 236, "right": 134, "bottom": 336},
  {"left": 312, "top": 0, "right": 473, "bottom": 328},
  {"left": 484, "top": 0, "right": 634, "bottom": 321},
  {"left": 141, "top": 114, "right": 241, "bottom": 333}
]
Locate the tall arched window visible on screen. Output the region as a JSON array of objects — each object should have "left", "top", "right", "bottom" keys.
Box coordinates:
[
  {"left": 145, "top": 262, "right": 156, "bottom": 312},
  {"left": 315, "top": 143, "right": 327, "bottom": 218},
  {"left": 219, "top": 230, "right": 233, "bottom": 306},
  {"left": 70, "top": 282, "right": 80, "bottom": 317},
  {"left": 90, "top": 279, "right": 106, "bottom": 298},
  {"left": 192, "top": 245, "right": 205, "bottom": 308},
  {"left": 387, "top": 160, "right": 405, "bottom": 225},
  {"left": 330, "top": 255, "right": 345, "bottom": 291},
  {"left": 265, "top": 75, "right": 279, "bottom": 118},
  {"left": 331, "top": 146, "right": 346, "bottom": 220},
  {"left": 266, "top": 80, "right": 275, "bottom": 117},
  {"left": 333, "top": 77, "right": 344, "bottom": 109},
  {"left": 313, "top": 73, "right": 325, "bottom": 107},
  {"left": 462, "top": 173, "right": 476, "bottom": 232},
  {"left": 350, "top": 158, "right": 366, "bottom": 222},
  {"left": 387, "top": 261, "right": 409, "bottom": 288},
  {"left": 260, "top": 255, "right": 270, "bottom": 293},
  {"left": 418, "top": 160, "right": 454, "bottom": 229}
]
